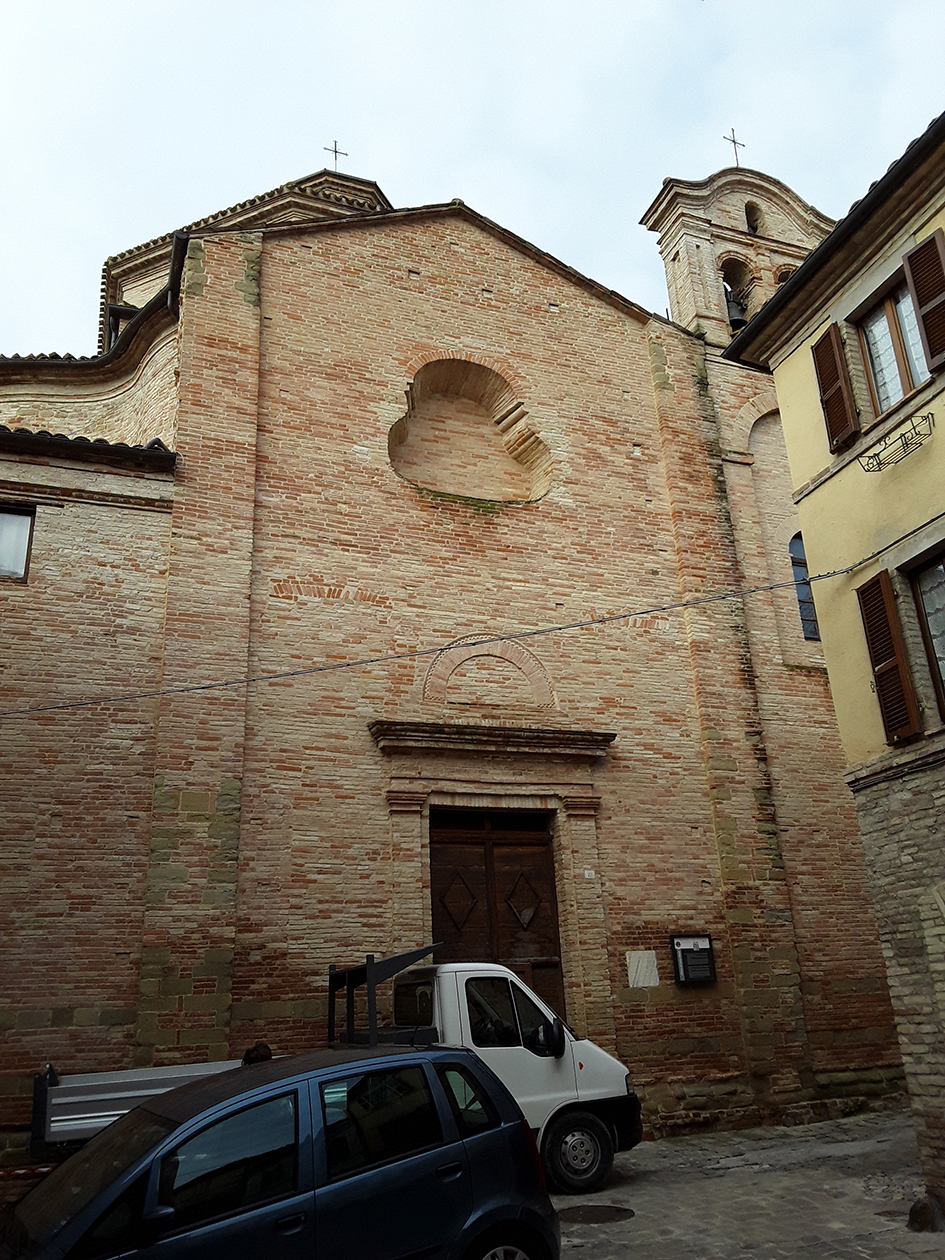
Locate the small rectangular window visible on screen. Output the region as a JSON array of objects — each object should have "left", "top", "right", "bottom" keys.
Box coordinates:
[
  {"left": 789, "top": 533, "right": 820, "bottom": 641},
  {"left": 0, "top": 505, "right": 35, "bottom": 581}
]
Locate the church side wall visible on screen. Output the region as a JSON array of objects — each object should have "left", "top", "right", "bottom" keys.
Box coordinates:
[
  {"left": 705, "top": 354, "right": 900, "bottom": 1094},
  {"left": 0, "top": 460, "right": 173, "bottom": 1136}
]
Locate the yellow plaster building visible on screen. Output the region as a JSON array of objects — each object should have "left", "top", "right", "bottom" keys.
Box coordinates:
[{"left": 727, "top": 111, "right": 945, "bottom": 1218}]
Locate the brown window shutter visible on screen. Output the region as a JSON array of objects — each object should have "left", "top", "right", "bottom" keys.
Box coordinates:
[
  {"left": 904, "top": 227, "right": 945, "bottom": 372},
  {"left": 856, "top": 570, "right": 922, "bottom": 744},
  {"left": 811, "top": 323, "right": 859, "bottom": 451}
]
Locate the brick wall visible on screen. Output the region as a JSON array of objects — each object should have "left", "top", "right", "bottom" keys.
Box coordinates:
[
  {"left": 0, "top": 459, "right": 173, "bottom": 1129},
  {"left": 0, "top": 204, "right": 901, "bottom": 1144},
  {"left": 850, "top": 736, "right": 945, "bottom": 1198}
]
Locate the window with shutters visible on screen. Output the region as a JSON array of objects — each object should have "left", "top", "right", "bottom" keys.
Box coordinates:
[
  {"left": 904, "top": 228, "right": 945, "bottom": 374},
  {"left": 912, "top": 550, "right": 945, "bottom": 721},
  {"left": 812, "top": 323, "right": 859, "bottom": 451},
  {"left": 851, "top": 228, "right": 945, "bottom": 418},
  {"left": 856, "top": 281, "right": 929, "bottom": 414},
  {"left": 856, "top": 570, "right": 922, "bottom": 744}
]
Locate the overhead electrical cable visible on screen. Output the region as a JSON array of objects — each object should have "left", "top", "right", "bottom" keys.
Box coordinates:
[{"left": 2, "top": 508, "right": 943, "bottom": 721}]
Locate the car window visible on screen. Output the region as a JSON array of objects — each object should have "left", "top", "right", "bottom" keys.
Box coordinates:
[
  {"left": 321, "top": 1066, "right": 442, "bottom": 1180},
  {"left": 65, "top": 1172, "right": 149, "bottom": 1260},
  {"left": 158, "top": 1093, "right": 297, "bottom": 1231},
  {"left": 465, "top": 977, "right": 520, "bottom": 1048},
  {"left": 13, "top": 1109, "right": 175, "bottom": 1251},
  {"left": 512, "top": 983, "right": 556, "bottom": 1056},
  {"left": 435, "top": 1065, "right": 499, "bottom": 1137}
]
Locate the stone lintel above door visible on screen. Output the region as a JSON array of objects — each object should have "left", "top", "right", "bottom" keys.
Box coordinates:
[{"left": 368, "top": 720, "right": 616, "bottom": 758}]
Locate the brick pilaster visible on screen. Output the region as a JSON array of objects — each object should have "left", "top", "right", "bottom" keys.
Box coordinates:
[{"left": 133, "top": 233, "right": 263, "bottom": 1064}]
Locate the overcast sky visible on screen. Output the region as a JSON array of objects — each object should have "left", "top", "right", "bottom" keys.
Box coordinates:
[{"left": 3, "top": 0, "right": 944, "bottom": 358}]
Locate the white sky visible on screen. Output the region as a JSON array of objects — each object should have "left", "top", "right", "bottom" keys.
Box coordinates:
[{"left": 2, "top": 0, "right": 944, "bottom": 358}]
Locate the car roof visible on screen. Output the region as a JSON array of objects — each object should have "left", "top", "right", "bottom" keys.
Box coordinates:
[{"left": 142, "top": 1044, "right": 468, "bottom": 1124}]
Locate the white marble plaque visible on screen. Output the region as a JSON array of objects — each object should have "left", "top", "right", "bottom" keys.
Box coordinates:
[{"left": 626, "top": 949, "right": 660, "bottom": 989}]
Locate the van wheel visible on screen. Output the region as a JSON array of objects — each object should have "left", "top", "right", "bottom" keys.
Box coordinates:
[{"left": 541, "top": 1110, "right": 614, "bottom": 1193}]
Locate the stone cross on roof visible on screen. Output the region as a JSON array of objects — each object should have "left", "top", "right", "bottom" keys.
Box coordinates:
[
  {"left": 723, "top": 128, "right": 745, "bottom": 167},
  {"left": 323, "top": 140, "right": 348, "bottom": 171}
]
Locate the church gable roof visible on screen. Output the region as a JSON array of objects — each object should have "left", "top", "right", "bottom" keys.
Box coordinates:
[
  {"left": 261, "top": 199, "right": 656, "bottom": 327},
  {"left": 99, "top": 170, "right": 392, "bottom": 350}
]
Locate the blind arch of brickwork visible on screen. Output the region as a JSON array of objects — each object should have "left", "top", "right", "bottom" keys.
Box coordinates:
[
  {"left": 388, "top": 358, "right": 553, "bottom": 503},
  {"left": 727, "top": 389, "right": 780, "bottom": 454},
  {"left": 423, "top": 635, "right": 557, "bottom": 709}
]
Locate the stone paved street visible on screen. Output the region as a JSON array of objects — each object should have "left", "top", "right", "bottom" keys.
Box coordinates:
[{"left": 552, "top": 1106, "right": 945, "bottom": 1258}]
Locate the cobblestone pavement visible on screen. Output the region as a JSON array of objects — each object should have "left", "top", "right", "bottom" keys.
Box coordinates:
[{"left": 551, "top": 1105, "right": 945, "bottom": 1259}]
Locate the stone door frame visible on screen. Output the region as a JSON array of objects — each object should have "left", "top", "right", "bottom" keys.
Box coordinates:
[{"left": 385, "top": 781, "right": 616, "bottom": 1048}]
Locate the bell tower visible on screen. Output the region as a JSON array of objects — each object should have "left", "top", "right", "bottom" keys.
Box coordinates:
[{"left": 640, "top": 168, "right": 835, "bottom": 347}]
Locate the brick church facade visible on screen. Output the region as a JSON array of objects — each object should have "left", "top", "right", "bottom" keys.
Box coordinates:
[{"left": 0, "top": 168, "right": 902, "bottom": 1146}]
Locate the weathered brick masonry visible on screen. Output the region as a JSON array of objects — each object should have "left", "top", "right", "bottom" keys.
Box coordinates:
[
  {"left": 0, "top": 170, "right": 900, "bottom": 1152},
  {"left": 848, "top": 740, "right": 945, "bottom": 1197}
]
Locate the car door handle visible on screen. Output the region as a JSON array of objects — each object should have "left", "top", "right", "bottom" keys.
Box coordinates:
[
  {"left": 275, "top": 1211, "right": 307, "bottom": 1234},
  {"left": 435, "top": 1161, "right": 463, "bottom": 1181}
]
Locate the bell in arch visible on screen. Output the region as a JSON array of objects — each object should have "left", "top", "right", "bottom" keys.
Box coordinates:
[{"left": 725, "top": 285, "right": 748, "bottom": 331}]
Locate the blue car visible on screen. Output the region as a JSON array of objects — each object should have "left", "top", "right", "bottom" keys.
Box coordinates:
[{"left": 1, "top": 1046, "right": 559, "bottom": 1260}]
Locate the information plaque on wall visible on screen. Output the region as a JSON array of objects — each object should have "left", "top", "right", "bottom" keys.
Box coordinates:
[{"left": 670, "top": 934, "right": 717, "bottom": 984}]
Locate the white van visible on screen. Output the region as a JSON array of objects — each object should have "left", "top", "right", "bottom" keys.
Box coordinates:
[{"left": 390, "top": 962, "right": 642, "bottom": 1193}]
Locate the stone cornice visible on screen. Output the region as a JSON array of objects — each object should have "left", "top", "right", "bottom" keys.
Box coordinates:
[
  {"left": 386, "top": 790, "right": 429, "bottom": 813},
  {"left": 0, "top": 427, "right": 176, "bottom": 474},
  {"left": 845, "top": 734, "right": 945, "bottom": 793},
  {"left": 560, "top": 794, "right": 603, "bottom": 816},
  {"left": 640, "top": 166, "right": 834, "bottom": 240},
  {"left": 368, "top": 721, "right": 616, "bottom": 758}
]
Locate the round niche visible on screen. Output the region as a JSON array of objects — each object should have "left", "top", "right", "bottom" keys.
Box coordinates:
[{"left": 388, "top": 359, "right": 552, "bottom": 503}]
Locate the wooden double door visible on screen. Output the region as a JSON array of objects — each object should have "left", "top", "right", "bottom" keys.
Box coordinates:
[{"left": 430, "top": 808, "right": 566, "bottom": 1015}]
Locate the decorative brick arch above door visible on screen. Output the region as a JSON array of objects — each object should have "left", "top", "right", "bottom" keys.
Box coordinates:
[{"left": 423, "top": 636, "right": 557, "bottom": 708}]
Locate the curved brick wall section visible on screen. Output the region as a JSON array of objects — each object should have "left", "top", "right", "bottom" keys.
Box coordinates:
[{"left": 0, "top": 329, "right": 178, "bottom": 449}]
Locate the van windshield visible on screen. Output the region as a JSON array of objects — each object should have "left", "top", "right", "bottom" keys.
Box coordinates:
[{"left": 11, "top": 1108, "right": 175, "bottom": 1251}]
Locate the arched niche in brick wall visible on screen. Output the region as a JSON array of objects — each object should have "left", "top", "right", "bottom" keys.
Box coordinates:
[
  {"left": 423, "top": 636, "right": 557, "bottom": 710},
  {"left": 746, "top": 410, "right": 822, "bottom": 665},
  {"left": 388, "top": 359, "right": 552, "bottom": 503}
]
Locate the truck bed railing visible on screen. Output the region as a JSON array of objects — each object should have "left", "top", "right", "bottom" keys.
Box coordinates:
[
  {"left": 327, "top": 943, "right": 439, "bottom": 1047},
  {"left": 31, "top": 1060, "right": 240, "bottom": 1157}
]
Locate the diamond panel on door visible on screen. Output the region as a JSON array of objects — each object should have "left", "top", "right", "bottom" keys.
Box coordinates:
[{"left": 430, "top": 841, "right": 491, "bottom": 962}]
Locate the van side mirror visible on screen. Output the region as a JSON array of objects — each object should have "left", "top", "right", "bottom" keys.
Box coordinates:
[{"left": 548, "top": 1017, "right": 566, "bottom": 1059}]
